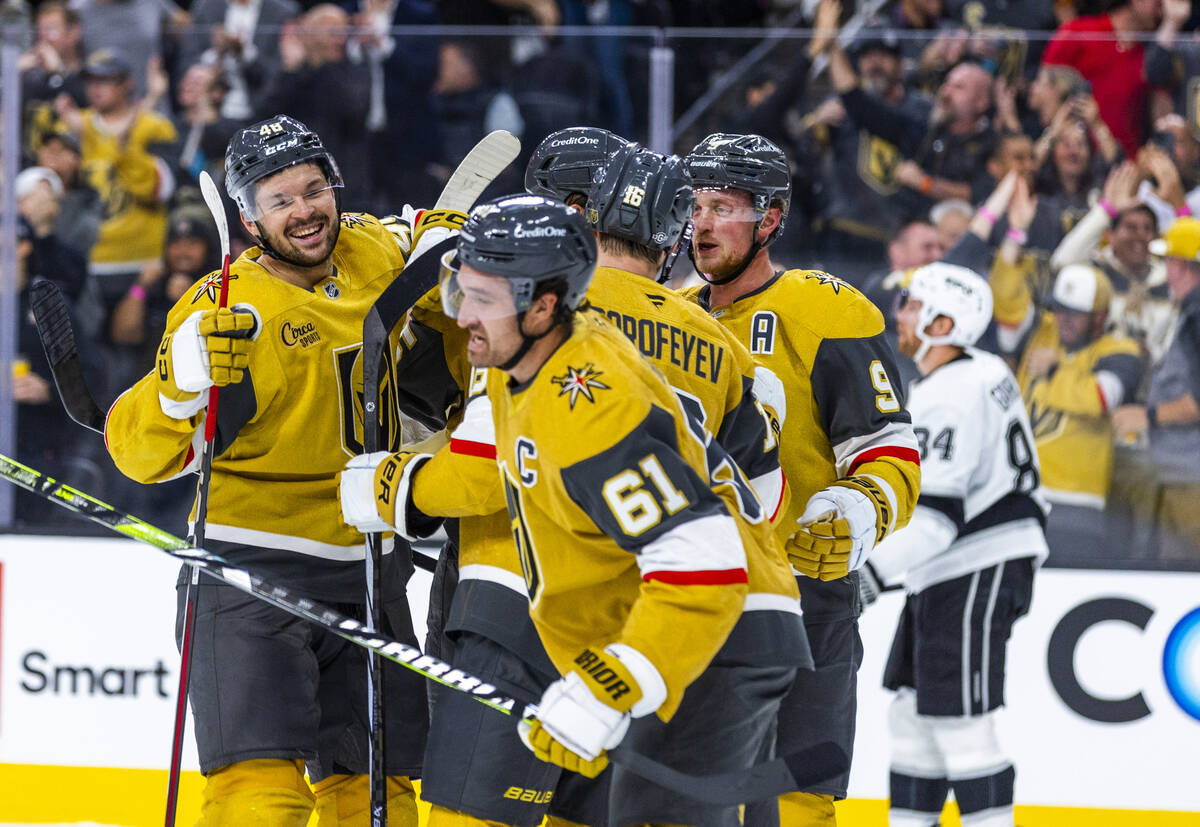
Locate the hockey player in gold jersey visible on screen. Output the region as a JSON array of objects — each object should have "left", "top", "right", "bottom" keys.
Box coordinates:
[
  {"left": 682, "top": 133, "right": 921, "bottom": 826},
  {"left": 105, "top": 115, "right": 464, "bottom": 826},
  {"left": 341, "top": 194, "right": 807, "bottom": 827}
]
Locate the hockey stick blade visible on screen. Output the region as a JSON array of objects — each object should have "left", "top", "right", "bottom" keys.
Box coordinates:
[
  {"left": 609, "top": 739, "right": 847, "bottom": 806},
  {"left": 434, "top": 130, "right": 520, "bottom": 212},
  {"left": 0, "top": 453, "right": 846, "bottom": 806},
  {"left": 29, "top": 278, "right": 105, "bottom": 433}
]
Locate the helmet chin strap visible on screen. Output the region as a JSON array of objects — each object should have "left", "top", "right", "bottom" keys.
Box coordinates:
[{"left": 498, "top": 311, "right": 559, "bottom": 372}]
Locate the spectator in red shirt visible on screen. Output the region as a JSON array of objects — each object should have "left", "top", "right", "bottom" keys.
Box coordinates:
[{"left": 1041, "top": 0, "right": 1170, "bottom": 158}]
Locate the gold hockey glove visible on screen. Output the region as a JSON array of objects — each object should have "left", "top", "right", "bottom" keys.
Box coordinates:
[
  {"left": 786, "top": 479, "right": 883, "bottom": 581},
  {"left": 156, "top": 307, "right": 257, "bottom": 419}
]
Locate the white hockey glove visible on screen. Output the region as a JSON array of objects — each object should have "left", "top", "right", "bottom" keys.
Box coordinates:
[
  {"left": 787, "top": 481, "right": 879, "bottom": 581},
  {"left": 338, "top": 450, "right": 434, "bottom": 537},
  {"left": 156, "top": 307, "right": 258, "bottom": 419},
  {"left": 519, "top": 643, "right": 667, "bottom": 778}
]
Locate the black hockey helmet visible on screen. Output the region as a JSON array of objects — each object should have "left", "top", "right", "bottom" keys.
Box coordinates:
[
  {"left": 590, "top": 144, "right": 694, "bottom": 253},
  {"left": 524, "top": 127, "right": 631, "bottom": 205},
  {"left": 684, "top": 132, "right": 791, "bottom": 243},
  {"left": 448, "top": 194, "right": 597, "bottom": 318},
  {"left": 224, "top": 115, "right": 343, "bottom": 219}
]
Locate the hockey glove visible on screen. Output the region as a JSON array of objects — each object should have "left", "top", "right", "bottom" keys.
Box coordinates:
[
  {"left": 518, "top": 643, "right": 667, "bottom": 778},
  {"left": 339, "top": 450, "right": 435, "bottom": 537},
  {"left": 156, "top": 308, "right": 257, "bottom": 419},
  {"left": 787, "top": 480, "right": 881, "bottom": 581}
]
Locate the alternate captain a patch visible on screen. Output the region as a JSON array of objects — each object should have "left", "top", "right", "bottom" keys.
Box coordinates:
[
  {"left": 192, "top": 272, "right": 239, "bottom": 304},
  {"left": 551, "top": 363, "right": 610, "bottom": 409}
]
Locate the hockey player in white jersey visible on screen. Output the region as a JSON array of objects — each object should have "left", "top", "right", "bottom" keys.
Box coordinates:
[{"left": 859, "top": 263, "right": 1049, "bottom": 827}]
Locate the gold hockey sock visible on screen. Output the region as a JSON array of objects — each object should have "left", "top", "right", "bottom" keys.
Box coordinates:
[
  {"left": 194, "top": 758, "right": 314, "bottom": 827},
  {"left": 778, "top": 791, "right": 837, "bottom": 826},
  {"left": 427, "top": 803, "right": 519, "bottom": 826},
  {"left": 311, "top": 773, "right": 417, "bottom": 827}
]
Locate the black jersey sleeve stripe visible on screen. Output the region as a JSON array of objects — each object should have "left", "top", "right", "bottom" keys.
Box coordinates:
[
  {"left": 560, "top": 405, "right": 727, "bottom": 553},
  {"left": 213, "top": 370, "right": 257, "bottom": 457},
  {"left": 810, "top": 333, "right": 912, "bottom": 447},
  {"left": 917, "top": 493, "right": 965, "bottom": 532},
  {"left": 714, "top": 375, "right": 780, "bottom": 481},
  {"left": 959, "top": 492, "right": 1047, "bottom": 538},
  {"left": 1094, "top": 352, "right": 1144, "bottom": 407}
]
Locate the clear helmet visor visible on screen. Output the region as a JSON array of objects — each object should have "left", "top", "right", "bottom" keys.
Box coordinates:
[
  {"left": 439, "top": 251, "right": 528, "bottom": 321},
  {"left": 232, "top": 157, "right": 344, "bottom": 221},
  {"left": 691, "top": 188, "right": 762, "bottom": 224}
]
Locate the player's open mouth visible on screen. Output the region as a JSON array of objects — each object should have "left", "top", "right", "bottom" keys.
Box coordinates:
[
  {"left": 696, "top": 242, "right": 719, "bottom": 254},
  {"left": 290, "top": 223, "right": 325, "bottom": 243},
  {"left": 467, "top": 333, "right": 486, "bottom": 351}
]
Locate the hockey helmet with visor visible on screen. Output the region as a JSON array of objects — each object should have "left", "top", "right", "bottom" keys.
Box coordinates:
[
  {"left": 442, "top": 194, "right": 597, "bottom": 322},
  {"left": 225, "top": 115, "right": 344, "bottom": 221}
]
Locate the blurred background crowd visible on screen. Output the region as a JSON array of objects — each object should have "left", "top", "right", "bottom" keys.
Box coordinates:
[{"left": 3, "top": 0, "right": 1199, "bottom": 571}]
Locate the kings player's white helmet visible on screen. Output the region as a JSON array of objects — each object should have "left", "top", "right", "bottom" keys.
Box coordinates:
[{"left": 907, "top": 263, "right": 993, "bottom": 361}]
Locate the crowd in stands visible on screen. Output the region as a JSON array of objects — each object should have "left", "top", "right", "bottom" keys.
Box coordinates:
[{"left": 4, "top": 0, "right": 1199, "bottom": 567}]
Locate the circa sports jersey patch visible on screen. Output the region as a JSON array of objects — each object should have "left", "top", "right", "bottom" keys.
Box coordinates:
[
  {"left": 192, "top": 272, "right": 239, "bottom": 304},
  {"left": 550, "top": 363, "right": 610, "bottom": 409},
  {"left": 280, "top": 320, "right": 321, "bottom": 348},
  {"left": 805, "top": 271, "right": 846, "bottom": 293}
]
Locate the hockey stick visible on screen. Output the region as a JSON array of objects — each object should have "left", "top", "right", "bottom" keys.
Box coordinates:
[
  {"left": 29, "top": 278, "right": 104, "bottom": 433},
  {"left": 0, "top": 453, "right": 848, "bottom": 807},
  {"left": 159, "top": 171, "right": 231, "bottom": 827},
  {"left": 359, "top": 130, "right": 519, "bottom": 824}
]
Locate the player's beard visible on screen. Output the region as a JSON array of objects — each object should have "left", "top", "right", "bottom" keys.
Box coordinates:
[
  {"left": 692, "top": 232, "right": 753, "bottom": 282},
  {"left": 896, "top": 324, "right": 920, "bottom": 359},
  {"left": 267, "top": 209, "right": 340, "bottom": 268}
]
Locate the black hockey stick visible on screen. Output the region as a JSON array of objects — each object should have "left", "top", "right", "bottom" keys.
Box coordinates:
[
  {"left": 358, "top": 133, "right": 519, "bottom": 823},
  {"left": 29, "top": 278, "right": 105, "bottom": 433},
  {"left": 0, "top": 452, "right": 848, "bottom": 807}
]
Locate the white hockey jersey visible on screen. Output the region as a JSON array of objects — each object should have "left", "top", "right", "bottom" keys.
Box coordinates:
[{"left": 872, "top": 349, "right": 1049, "bottom": 594}]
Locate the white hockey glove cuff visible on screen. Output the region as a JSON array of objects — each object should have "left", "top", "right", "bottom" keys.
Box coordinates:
[
  {"left": 786, "top": 483, "right": 879, "bottom": 581},
  {"left": 529, "top": 671, "right": 631, "bottom": 762},
  {"left": 339, "top": 452, "right": 394, "bottom": 533}
]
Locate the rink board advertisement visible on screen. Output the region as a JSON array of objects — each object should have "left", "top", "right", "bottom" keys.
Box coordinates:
[{"left": 1, "top": 535, "right": 1199, "bottom": 819}]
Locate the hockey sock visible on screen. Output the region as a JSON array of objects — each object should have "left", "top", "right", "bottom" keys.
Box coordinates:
[
  {"left": 888, "top": 770, "right": 948, "bottom": 826},
  {"left": 311, "top": 773, "right": 417, "bottom": 827},
  {"left": 949, "top": 764, "right": 1015, "bottom": 826},
  {"left": 777, "top": 790, "right": 837, "bottom": 826},
  {"left": 194, "top": 758, "right": 314, "bottom": 827}
]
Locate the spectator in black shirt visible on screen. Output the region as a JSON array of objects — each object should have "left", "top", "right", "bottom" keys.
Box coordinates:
[{"left": 816, "top": 0, "right": 994, "bottom": 217}]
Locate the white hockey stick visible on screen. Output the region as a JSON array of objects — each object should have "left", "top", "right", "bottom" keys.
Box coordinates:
[{"left": 433, "top": 130, "right": 521, "bottom": 211}]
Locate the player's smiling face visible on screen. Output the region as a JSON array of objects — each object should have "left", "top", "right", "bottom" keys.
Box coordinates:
[
  {"left": 453, "top": 265, "right": 524, "bottom": 368},
  {"left": 249, "top": 163, "right": 340, "bottom": 266},
  {"left": 690, "top": 189, "right": 772, "bottom": 279}
]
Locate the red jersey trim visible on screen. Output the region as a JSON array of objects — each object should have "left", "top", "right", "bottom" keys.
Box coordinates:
[
  {"left": 642, "top": 568, "right": 749, "bottom": 586},
  {"left": 848, "top": 446, "right": 921, "bottom": 474},
  {"left": 451, "top": 438, "right": 497, "bottom": 460}
]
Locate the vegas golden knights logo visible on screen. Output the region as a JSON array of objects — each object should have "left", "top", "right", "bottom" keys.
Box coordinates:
[
  {"left": 332, "top": 343, "right": 401, "bottom": 456},
  {"left": 859, "top": 133, "right": 901, "bottom": 196}
]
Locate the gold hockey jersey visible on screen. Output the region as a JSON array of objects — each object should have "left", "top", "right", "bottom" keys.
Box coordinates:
[
  {"left": 683, "top": 270, "right": 921, "bottom": 621},
  {"left": 106, "top": 211, "right": 450, "bottom": 600},
  {"left": 397, "top": 275, "right": 806, "bottom": 668},
  {"left": 1017, "top": 317, "right": 1143, "bottom": 507},
  {"left": 489, "top": 314, "right": 767, "bottom": 718},
  {"left": 79, "top": 110, "right": 178, "bottom": 272}
]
